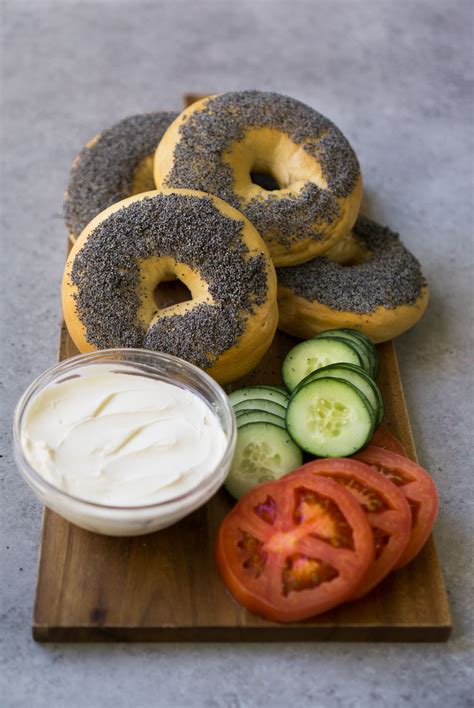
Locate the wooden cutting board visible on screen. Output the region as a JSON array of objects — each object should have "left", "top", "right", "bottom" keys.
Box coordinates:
[{"left": 32, "top": 94, "right": 452, "bottom": 642}]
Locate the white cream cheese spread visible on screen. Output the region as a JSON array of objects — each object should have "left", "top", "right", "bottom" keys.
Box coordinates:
[{"left": 21, "top": 364, "right": 227, "bottom": 507}]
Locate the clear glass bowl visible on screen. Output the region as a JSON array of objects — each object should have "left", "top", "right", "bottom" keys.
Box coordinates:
[{"left": 12, "top": 349, "right": 236, "bottom": 536}]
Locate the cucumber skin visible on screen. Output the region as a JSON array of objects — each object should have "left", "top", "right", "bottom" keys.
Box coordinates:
[
  {"left": 286, "top": 377, "right": 375, "bottom": 457},
  {"left": 338, "top": 329, "right": 380, "bottom": 378},
  {"left": 233, "top": 398, "right": 287, "bottom": 419},
  {"left": 293, "top": 363, "right": 384, "bottom": 427},
  {"left": 235, "top": 410, "right": 287, "bottom": 430},
  {"left": 339, "top": 328, "right": 374, "bottom": 347},
  {"left": 282, "top": 337, "right": 363, "bottom": 392},
  {"left": 229, "top": 386, "right": 289, "bottom": 408},
  {"left": 266, "top": 385, "right": 290, "bottom": 396},
  {"left": 315, "top": 331, "right": 372, "bottom": 375}
]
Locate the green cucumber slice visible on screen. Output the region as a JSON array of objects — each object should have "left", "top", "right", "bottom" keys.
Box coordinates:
[
  {"left": 282, "top": 337, "right": 362, "bottom": 391},
  {"left": 268, "top": 385, "right": 290, "bottom": 395},
  {"left": 339, "top": 328, "right": 374, "bottom": 347},
  {"left": 339, "top": 329, "right": 380, "bottom": 377},
  {"left": 286, "top": 377, "right": 374, "bottom": 457},
  {"left": 229, "top": 386, "right": 288, "bottom": 408},
  {"left": 233, "top": 398, "right": 287, "bottom": 419},
  {"left": 224, "top": 422, "right": 303, "bottom": 499},
  {"left": 294, "top": 363, "right": 384, "bottom": 427},
  {"left": 316, "top": 330, "right": 372, "bottom": 376},
  {"left": 235, "top": 410, "right": 287, "bottom": 430}
]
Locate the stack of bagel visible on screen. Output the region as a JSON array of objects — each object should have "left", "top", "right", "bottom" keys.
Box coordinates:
[{"left": 62, "top": 91, "right": 428, "bottom": 384}]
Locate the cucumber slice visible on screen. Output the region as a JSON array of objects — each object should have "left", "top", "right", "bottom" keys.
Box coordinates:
[
  {"left": 229, "top": 386, "right": 289, "bottom": 408},
  {"left": 294, "top": 363, "right": 384, "bottom": 427},
  {"left": 233, "top": 398, "right": 287, "bottom": 419},
  {"left": 339, "top": 329, "right": 380, "bottom": 378},
  {"left": 268, "top": 385, "right": 290, "bottom": 395},
  {"left": 235, "top": 410, "right": 287, "bottom": 430},
  {"left": 282, "top": 337, "right": 362, "bottom": 391},
  {"left": 316, "top": 330, "right": 372, "bottom": 376},
  {"left": 286, "top": 377, "right": 374, "bottom": 457},
  {"left": 225, "top": 422, "right": 303, "bottom": 499},
  {"left": 339, "top": 328, "right": 374, "bottom": 347}
]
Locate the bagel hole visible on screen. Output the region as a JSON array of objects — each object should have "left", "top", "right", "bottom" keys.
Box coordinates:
[
  {"left": 327, "top": 249, "right": 371, "bottom": 267},
  {"left": 342, "top": 254, "right": 370, "bottom": 266},
  {"left": 325, "top": 238, "right": 371, "bottom": 267},
  {"left": 154, "top": 279, "right": 192, "bottom": 309},
  {"left": 250, "top": 170, "right": 281, "bottom": 191}
]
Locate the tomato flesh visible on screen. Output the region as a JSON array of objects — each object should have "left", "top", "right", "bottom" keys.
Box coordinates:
[
  {"left": 288, "top": 458, "right": 412, "bottom": 597},
  {"left": 282, "top": 554, "right": 339, "bottom": 596},
  {"left": 354, "top": 446, "right": 438, "bottom": 567},
  {"left": 216, "top": 473, "right": 374, "bottom": 622},
  {"left": 292, "top": 487, "right": 355, "bottom": 549}
]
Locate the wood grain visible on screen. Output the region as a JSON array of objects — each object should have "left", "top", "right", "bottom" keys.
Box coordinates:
[{"left": 32, "top": 93, "right": 452, "bottom": 642}]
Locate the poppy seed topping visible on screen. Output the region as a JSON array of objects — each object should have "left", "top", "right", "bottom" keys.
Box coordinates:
[
  {"left": 163, "top": 91, "right": 360, "bottom": 246},
  {"left": 69, "top": 193, "right": 269, "bottom": 369},
  {"left": 64, "top": 111, "right": 177, "bottom": 236},
  {"left": 277, "top": 217, "right": 427, "bottom": 313}
]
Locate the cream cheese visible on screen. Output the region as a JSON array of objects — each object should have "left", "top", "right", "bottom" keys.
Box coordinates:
[{"left": 21, "top": 364, "right": 227, "bottom": 507}]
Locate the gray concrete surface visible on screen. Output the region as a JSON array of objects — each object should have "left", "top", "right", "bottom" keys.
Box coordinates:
[{"left": 1, "top": 0, "right": 473, "bottom": 706}]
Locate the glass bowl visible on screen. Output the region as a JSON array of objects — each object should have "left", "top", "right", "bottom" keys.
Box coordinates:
[{"left": 12, "top": 349, "right": 236, "bottom": 536}]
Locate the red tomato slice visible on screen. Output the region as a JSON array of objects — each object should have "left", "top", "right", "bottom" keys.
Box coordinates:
[
  {"left": 288, "top": 458, "right": 412, "bottom": 598},
  {"left": 216, "top": 473, "right": 374, "bottom": 622},
  {"left": 354, "top": 446, "right": 438, "bottom": 568},
  {"left": 370, "top": 426, "right": 407, "bottom": 457}
]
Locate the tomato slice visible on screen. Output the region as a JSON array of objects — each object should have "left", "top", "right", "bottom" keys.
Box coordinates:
[
  {"left": 216, "top": 473, "right": 374, "bottom": 622},
  {"left": 354, "top": 446, "right": 438, "bottom": 567},
  {"left": 370, "top": 426, "right": 407, "bottom": 457},
  {"left": 288, "top": 458, "right": 412, "bottom": 597}
]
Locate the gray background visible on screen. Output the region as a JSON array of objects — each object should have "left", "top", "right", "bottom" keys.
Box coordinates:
[{"left": 1, "top": 0, "right": 473, "bottom": 706}]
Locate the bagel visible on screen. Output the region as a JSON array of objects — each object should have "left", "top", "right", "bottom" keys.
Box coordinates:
[
  {"left": 277, "top": 216, "right": 429, "bottom": 343},
  {"left": 154, "top": 91, "right": 363, "bottom": 267},
  {"left": 64, "top": 111, "right": 177, "bottom": 242},
  {"left": 62, "top": 189, "right": 278, "bottom": 385}
]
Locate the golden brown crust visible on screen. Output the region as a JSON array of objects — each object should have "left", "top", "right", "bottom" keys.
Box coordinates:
[
  {"left": 62, "top": 189, "right": 278, "bottom": 385},
  {"left": 277, "top": 283, "right": 429, "bottom": 343},
  {"left": 154, "top": 94, "right": 363, "bottom": 267}
]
